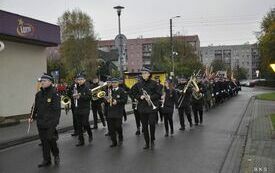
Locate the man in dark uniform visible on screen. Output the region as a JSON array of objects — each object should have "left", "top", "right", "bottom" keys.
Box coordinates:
[
  {"left": 30, "top": 73, "right": 61, "bottom": 167},
  {"left": 155, "top": 78, "right": 164, "bottom": 124},
  {"left": 129, "top": 76, "right": 142, "bottom": 135},
  {"left": 135, "top": 67, "right": 162, "bottom": 149},
  {"left": 161, "top": 79, "right": 177, "bottom": 136},
  {"left": 74, "top": 73, "right": 93, "bottom": 146},
  {"left": 90, "top": 78, "right": 106, "bottom": 129},
  {"left": 176, "top": 78, "right": 193, "bottom": 130},
  {"left": 107, "top": 78, "right": 127, "bottom": 147},
  {"left": 67, "top": 77, "right": 78, "bottom": 136},
  {"left": 103, "top": 77, "right": 112, "bottom": 136},
  {"left": 191, "top": 79, "right": 205, "bottom": 126},
  {"left": 119, "top": 79, "right": 129, "bottom": 122}
]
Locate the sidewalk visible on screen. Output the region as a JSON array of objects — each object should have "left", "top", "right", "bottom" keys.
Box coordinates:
[
  {"left": 240, "top": 99, "right": 275, "bottom": 173},
  {"left": 0, "top": 103, "right": 133, "bottom": 150}
]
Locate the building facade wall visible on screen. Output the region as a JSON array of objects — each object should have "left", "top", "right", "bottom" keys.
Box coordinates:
[
  {"left": 200, "top": 44, "right": 260, "bottom": 79},
  {"left": 0, "top": 41, "right": 47, "bottom": 117},
  {"left": 98, "top": 35, "right": 200, "bottom": 72}
]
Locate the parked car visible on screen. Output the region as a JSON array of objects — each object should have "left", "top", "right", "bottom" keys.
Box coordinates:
[
  {"left": 240, "top": 79, "right": 266, "bottom": 87},
  {"left": 240, "top": 80, "right": 255, "bottom": 87}
]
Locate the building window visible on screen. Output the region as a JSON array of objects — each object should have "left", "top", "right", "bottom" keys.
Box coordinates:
[{"left": 142, "top": 44, "right": 152, "bottom": 53}]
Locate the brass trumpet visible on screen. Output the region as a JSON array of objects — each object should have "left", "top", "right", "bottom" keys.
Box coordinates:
[{"left": 141, "top": 88, "right": 157, "bottom": 110}]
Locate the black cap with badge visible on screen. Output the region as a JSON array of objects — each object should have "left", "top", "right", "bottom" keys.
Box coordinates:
[
  {"left": 76, "top": 72, "right": 86, "bottom": 80},
  {"left": 40, "top": 73, "right": 54, "bottom": 82},
  {"left": 140, "top": 66, "right": 151, "bottom": 73},
  {"left": 111, "top": 77, "right": 120, "bottom": 83}
]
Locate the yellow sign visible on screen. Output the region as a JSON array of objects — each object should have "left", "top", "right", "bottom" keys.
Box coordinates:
[
  {"left": 270, "top": 64, "right": 275, "bottom": 73},
  {"left": 124, "top": 71, "right": 167, "bottom": 88}
]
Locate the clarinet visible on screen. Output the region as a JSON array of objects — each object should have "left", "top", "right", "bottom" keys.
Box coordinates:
[{"left": 73, "top": 84, "right": 78, "bottom": 107}]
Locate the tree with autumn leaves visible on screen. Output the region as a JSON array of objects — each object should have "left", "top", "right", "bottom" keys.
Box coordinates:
[
  {"left": 151, "top": 38, "right": 203, "bottom": 78},
  {"left": 258, "top": 9, "right": 275, "bottom": 79}
]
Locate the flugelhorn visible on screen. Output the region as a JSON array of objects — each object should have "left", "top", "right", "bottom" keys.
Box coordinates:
[{"left": 141, "top": 88, "right": 157, "bottom": 110}]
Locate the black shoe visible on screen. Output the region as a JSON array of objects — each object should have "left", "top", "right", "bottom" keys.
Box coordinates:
[
  {"left": 38, "top": 143, "right": 42, "bottom": 146},
  {"left": 135, "top": 130, "right": 141, "bottom": 135},
  {"left": 38, "top": 161, "right": 51, "bottom": 168},
  {"left": 110, "top": 143, "right": 117, "bottom": 148},
  {"left": 165, "top": 133, "right": 168, "bottom": 137},
  {"left": 150, "top": 141, "right": 155, "bottom": 150},
  {"left": 179, "top": 127, "right": 185, "bottom": 131},
  {"left": 118, "top": 140, "right": 123, "bottom": 146},
  {"left": 54, "top": 156, "right": 60, "bottom": 165},
  {"left": 124, "top": 117, "right": 127, "bottom": 122},
  {"left": 143, "top": 145, "right": 150, "bottom": 150},
  {"left": 92, "top": 127, "right": 98, "bottom": 130},
  {"left": 71, "top": 133, "right": 77, "bottom": 137},
  {"left": 105, "top": 133, "right": 110, "bottom": 136},
  {"left": 89, "top": 136, "right": 93, "bottom": 143},
  {"left": 171, "top": 130, "right": 174, "bottom": 136},
  {"left": 76, "top": 142, "right": 84, "bottom": 147}
]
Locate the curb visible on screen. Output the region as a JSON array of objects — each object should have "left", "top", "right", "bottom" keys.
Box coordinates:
[
  {"left": 0, "top": 110, "right": 133, "bottom": 150},
  {"left": 218, "top": 96, "right": 254, "bottom": 173},
  {"left": 268, "top": 114, "right": 275, "bottom": 139}
]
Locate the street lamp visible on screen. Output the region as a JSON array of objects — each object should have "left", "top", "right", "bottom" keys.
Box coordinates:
[
  {"left": 114, "top": 5, "right": 125, "bottom": 77},
  {"left": 170, "top": 16, "right": 180, "bottom": 77}
]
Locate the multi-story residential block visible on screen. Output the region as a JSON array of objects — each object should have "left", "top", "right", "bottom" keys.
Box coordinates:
[
  {"left": 98, "top": 35, "right": 200, "bottom": 72},
  {"left": 200, "top": 44, "right": 260, "bottom": 79}
]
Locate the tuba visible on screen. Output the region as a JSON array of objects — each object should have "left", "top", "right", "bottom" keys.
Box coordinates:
[
  {"left": 61, "top": 95, "right": 71, "bottom": 106},
  {"left": 90, "top": 82, "right": 108, "bottom": 101},
  {"left": 191, "top": 78, "right": 203, "bottom": 100}
]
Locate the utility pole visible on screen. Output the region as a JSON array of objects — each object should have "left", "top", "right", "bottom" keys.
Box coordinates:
[{"left": 170, "top": 16, "right": 180, "bottom": 77}]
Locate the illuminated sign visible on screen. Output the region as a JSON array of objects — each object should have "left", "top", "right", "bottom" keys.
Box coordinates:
[{"left": 16, "top": 18, "right": 35, "bottom": 37}]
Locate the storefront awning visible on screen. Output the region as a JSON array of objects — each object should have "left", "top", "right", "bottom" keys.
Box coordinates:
[{"left": 0, "top": 10, "right": 60, "bottom": 47}]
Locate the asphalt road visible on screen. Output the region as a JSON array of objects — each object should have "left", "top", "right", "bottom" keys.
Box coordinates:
[{"left": 0, "top": 87, "right": 271, "bottom": 173}]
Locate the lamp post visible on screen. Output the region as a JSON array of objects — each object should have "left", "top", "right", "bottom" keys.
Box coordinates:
[
  {"left": 170, "top": 16, "right": 180, "bottom": 77},
  {"left": 114, "top": 6, "right": 125, "bottom": 77}
]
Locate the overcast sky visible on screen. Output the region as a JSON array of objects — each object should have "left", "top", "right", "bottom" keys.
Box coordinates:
[{"left": 1, "top": 0, "right": 274, "bottom": 46}]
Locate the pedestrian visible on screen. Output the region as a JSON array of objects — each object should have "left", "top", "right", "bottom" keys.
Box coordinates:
[
  {"left": 30, "top": 73, "right": 61, "bottom": 167},
  {"left": 191, "top": 79, "right": 205, "bottom": 126},
  {"left": 67, "top": 77, "right": 78, "bottom": 137},
  {"left": 129, "top": 77, "right": 142, "bottom": 135},
  {"left": 90, "top": 77, "right": 106, "bottom": 129},
  {"left": 176, "top": 77, "right": 193, "bottom": 130},
  {"left": 103, "top": 78, "right": 112, "bottom": 136},
  {"left": 161, "top": 80, "right": 177, "bottom": 137},
  {"left": 107, "top": 78, "right": 127, "bottom": 147},
  {"left": 135, "top": 67, "right": 162, "bottom": 149},
  {"left": 74, "top": 73, "right": 93, "bottom": 147}
]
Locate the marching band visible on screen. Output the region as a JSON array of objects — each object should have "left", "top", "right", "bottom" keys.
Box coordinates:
[{"left": 30, "top": 67, "right": 241, "bottom": 167}]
